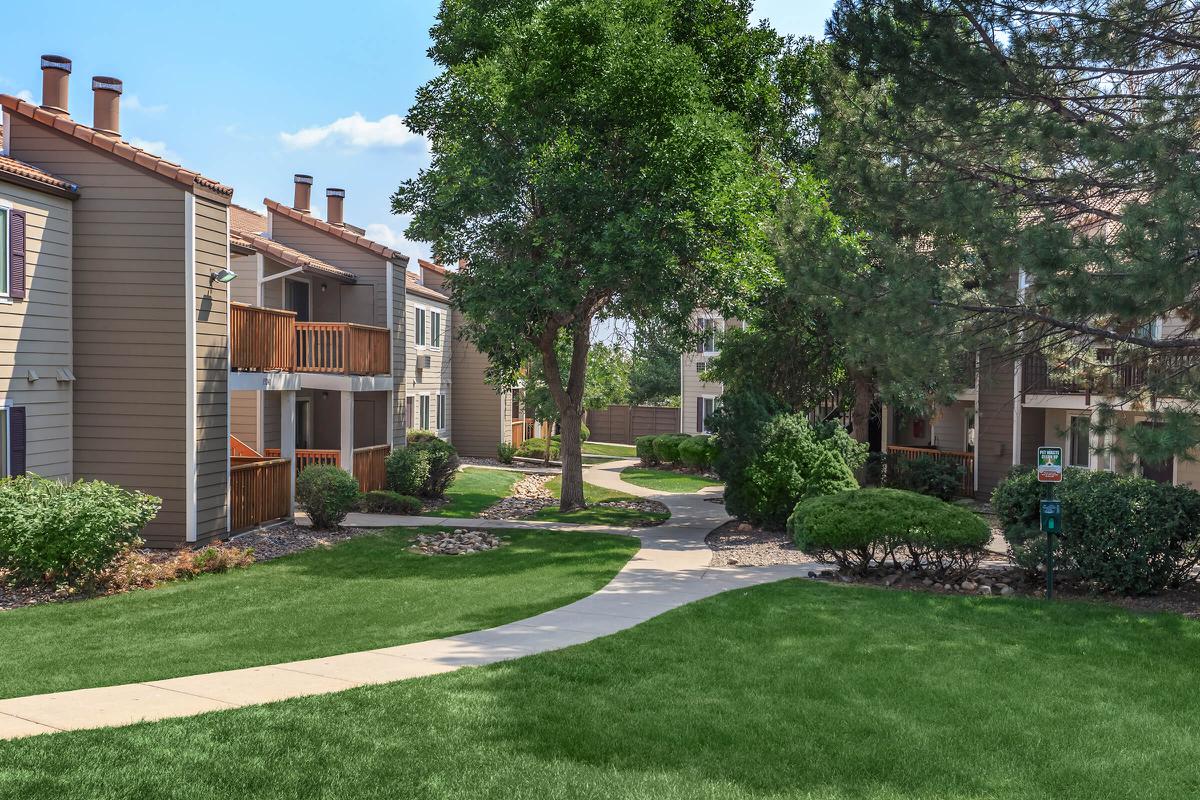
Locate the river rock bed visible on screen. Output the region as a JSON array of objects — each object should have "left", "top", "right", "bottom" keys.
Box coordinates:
[{"left": 412, "top": 529, "right": 506, "bottom": 555}]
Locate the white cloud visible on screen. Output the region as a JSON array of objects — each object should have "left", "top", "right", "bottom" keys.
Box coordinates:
[
  {"left": 365, "top": 222, "right": 430, "bottom": 260},
  {"left": 15, "top": 89, "right": 33, "bottom": 103},
  {"left": 279, "top": 113, "right": 422, "bottom": 151},
  {"left": 123, "top": 94, "right": 167, "bottom": 114},
  {"left": 127, "top": 137, "right": 179, "bottom": 161}
]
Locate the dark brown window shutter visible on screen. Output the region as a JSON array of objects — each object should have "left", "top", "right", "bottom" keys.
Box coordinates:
[
  {"left": 696, "top": 397, "right": 704, "bottom": 432},
  {"left": 9, "top": 210, "right": 26, "bottom": 300},
  {"left": 10, "top": 406, "right": 26, "bottom": 475}
]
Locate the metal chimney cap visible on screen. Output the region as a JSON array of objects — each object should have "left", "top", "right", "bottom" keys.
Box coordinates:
[
  {"left": 40, "top": 55, "right": 72, "bottom": 73},
  {"left": 326, "top": 188, "right": 346, "bottom": 198},
  {"left": 293, "top": 174, "right": 314, "bottom": 185},
  {"left": 92, "top": 76, "right": 123, "bottom": 93}
]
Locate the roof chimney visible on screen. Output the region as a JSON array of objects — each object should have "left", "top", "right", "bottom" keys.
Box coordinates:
[
  {"left": 40, "top": 55, "right": 72, "bottom": 115},
  {"left": 293, "top": 174, "right": 313, "bottom": 213},
  {"left": 326, "top": 188, "right": 345, "bottom": 226},
  {"left": 91, "top": 76, "right": 122, "bottom": 136}
]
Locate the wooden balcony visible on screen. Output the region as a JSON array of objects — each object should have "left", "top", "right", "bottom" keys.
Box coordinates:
[
  {"left": 265, "top": 445, "right": 390, "bottom": 493},
  {"left": 1021, "top": 352, "right": 1196, "bottom": 397},
  {"left": 231, "top": 302, "right": 391, "bottom": 376},
  {"left": 230, "top": 457, "right": 292, "bottom": 530},
  {"left": 886, "top": 445, "right": 975, "bottom": 497}
]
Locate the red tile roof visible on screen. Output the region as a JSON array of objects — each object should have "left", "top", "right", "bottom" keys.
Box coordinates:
[
  {"left": 229, "top": 205, "right": 357, "bottom": 283},
  {"left": 264, "top": 198, "right": 406, "bottom": 262},
  {"left": 0, "top": 94, "right": 233, "bottom": 201},
  {"left": 405, "top": 271, "right": 450, "bottom": 303},
  {"left": 418, "top": 258, "right": 448, "bottom": 274},
  {"left": 0, "top": 154, "right": 78, "bottom": 197}
]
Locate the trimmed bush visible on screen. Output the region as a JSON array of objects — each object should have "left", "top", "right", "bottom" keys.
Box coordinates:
[
  {"left": 386, "top": 447, "right": 431, "bottom": 496},
  {"left": 406, "top": 429, "right": 440, "bottom": 445},
  {"left": 0, "top": 475, "right": 161, "bottom": 586},
  {"left": 357, "top": 490, "right": 423, "bottom": 515},
  {"left": 886, "top": 455, "right": 964, "bottom": 502},
  {"left": 652, "top": 433, "right": 690, "bottom": 465},
  {"left": 518, "top": 438, "right": 560, "bottom": 460},
  {"left": 635, "top": 435, "right": 660, "bottom": 466},
  {"left": 408, "top": 436, "right": 460, "bottom": 498},
  {"left": 679, "top": 434, "right": 718, "bottom": 470},
  {"left": 789, "top": 488, "right": 990, "bottom": 576},
  {"left": 993, "top": 466, "right": 1200, "bottom": 594},
  {"left": 296, "top": 465, "right": 360, "bottom": 530},
  {"left": 496, "top": 442, "right": 517, "bottom": 464},
  {"left": 580, "top": 423, "right": 591, "bottom": 443}
]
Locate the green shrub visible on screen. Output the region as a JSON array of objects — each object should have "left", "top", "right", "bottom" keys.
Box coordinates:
[
  {"left": 408, "top": 437, "right": 460, "bottom": 498},
  {"left": 652, "top": 433, "right": 690, "bottom": 464},
  {"left": 993, "top": 466, "right": 1200, "bottom": 594},
  {"left": 357, "top": 490, "right": 423, "bottom": 515},
  {"left": 635, "top": 435, "right": 660, "bottom": 466},
  {"left": 0, "top": 475, "right": 161, "bottom": 585},
  {"left": 718, "top": 411, "right": 863, "bottom": 529},
  {"left": 406, "top": 429, "right": 440, "bottom": 444},
  {"left": 679, "top": 434, "right": 718, "bottom": 470},
  {"left": 296, "top": 465, "right": 360, "bottom": 530},
  {"left": 518, "top": 438, "right": 560, "bottom": 460},
  {"left": 386, "top": 447, "right": 431, "bottom": 495},
  {"left": 789, "top": 488, "right": 990, "bottom": 576},
  {"left": 580, "top": 423, "right": 590, "bottom": 443},
  {"left": 496, "top": 442, "right": 517, "bottom": 464},
  {"left": 886, "top": 455, "right": 964, "bottom": 502}
]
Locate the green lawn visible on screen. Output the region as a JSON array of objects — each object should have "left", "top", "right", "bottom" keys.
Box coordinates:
[
  {"left": 582, "top": 441, "right": 638, "bottom": 457},
  {"left": 0, "top": 528, "right": 636, "bottom": 700},
  {"left": 7, "top": 580, "right": 1200, "bottom": 798},
  {"left": 532, "top": 476, "right": 670, "bottom": 526},
  {"left": 422, "top": 467, "right": 523, "bottom": 517},
  {"left": 620, "top": 466, "right": 722, "bottom": 493}
]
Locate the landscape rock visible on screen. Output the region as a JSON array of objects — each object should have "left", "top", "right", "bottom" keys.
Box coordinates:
[{"left": 412, "top": 530, "right": 506, "bottom": 556}]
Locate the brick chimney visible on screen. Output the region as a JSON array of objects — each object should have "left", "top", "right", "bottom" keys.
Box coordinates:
[
  {"left": 91, "top": 76, "right": 123, "bottom": 136},
  {"left": 293, "top": 174, "right": 313, "bottom": 213},
  {"left": 40, "top": 55, "right": 72, "bottom": 115},
  {"left": 326, "top": 188, "right": 345, "bottom": 226}
]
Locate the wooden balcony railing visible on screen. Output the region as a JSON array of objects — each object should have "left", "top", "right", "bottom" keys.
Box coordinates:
[
  {"left": 230, "top": 457, "right": 292, "bottom": 530},
  {"left": 1021, "top": 352, "right": 1197, "bottom": 396},
  {"left": 511, "top": 419, "right": 528, "bottom": 447},
  {"left": 886, "top": 445, "right": 975, "bottom": 497},
  {"left": 295, "top": 322, "right": 391, "bottom": 375},
  {"left": 265, "top": 448, "right": 340, "bottom": 474},
  {"left": 231, "top": 303, "right": 296, "bottom": 372},
  {"left": 231, "top": 303, "right": 391, "bottom": 376},
  {"left": 353, "top": 445, "right": 390, "bottom": 493}
]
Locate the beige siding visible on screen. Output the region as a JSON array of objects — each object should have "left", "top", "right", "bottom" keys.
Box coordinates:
[
  {"left": 450, "top": 307, "right": 504, "bottom": 456},
  {"left": 230, "top": 253, "right": 258, "bottom": 306},
  {"left": 0, "top": 180, "right": 73, "bottom": 480},
  {"left": 407, "top": 292, "right": 451, "bottom": 438},
  {"left": 230, "top": 390, "right": 259, "bottom": 452},
  {"left": 976, "top": 350, "right": 1016, "bottom": 496},
  {"left": 931, "top": 403, "right": 969, "bottom": 452},
  {"left": 8, "top": 116, "right": 191, "bottom": 547},
  {"left": 193, "top": 198, "right": 230, "bottom": 540},
  {"left": 681, "top": 313, "right": 730, "bottom": 435},
  {"left": 392, "top": 267, "right": 406, "bottom": 445}
]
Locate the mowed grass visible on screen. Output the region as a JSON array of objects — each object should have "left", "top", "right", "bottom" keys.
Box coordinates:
[
  {"left": 422, "top": 467, "right": 523, "bottom": 517},
  {"left": 0, "top": 528, "right": 636, "bottom": 699},
  {"left": 532, "top": 476, "right": 670, "bottom": 527},
  {"left": 620, "top": 466, "right": 722, "bottom": 493},
  {"left": 582, "top": 441, "right": 638, "bottom": 457},
  {"left": 7, "top": 579, "right": 1200, "bottom": 798}
]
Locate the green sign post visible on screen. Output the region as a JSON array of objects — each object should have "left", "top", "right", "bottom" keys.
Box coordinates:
[{"left": 1036, "top": 446, "right": 1063, "bottom": 600}]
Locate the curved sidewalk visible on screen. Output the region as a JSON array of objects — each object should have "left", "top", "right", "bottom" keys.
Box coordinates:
[{"left": 0, "top": 460, "right": 817, "bottom": 740}]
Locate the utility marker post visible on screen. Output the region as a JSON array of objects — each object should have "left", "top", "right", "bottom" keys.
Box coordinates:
[{"left": 1036, "top": 446, "right": 1063, "bottom": 600}]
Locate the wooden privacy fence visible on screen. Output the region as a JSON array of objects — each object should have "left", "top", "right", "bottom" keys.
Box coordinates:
[
  {"left": 353, "top": 445, "right": 390, "bottom": 492},
  {"left": 230, "top": 458, "right": 292, "bottom": 530},
  {"left": 586, "top": 405, "right": 681, "bottom": 445},
  {"left": 886, "top": 445, "right": 975, "bottom": 497},
  {"left": 230, "top": 303, "right": 296, "bottom": 371}
]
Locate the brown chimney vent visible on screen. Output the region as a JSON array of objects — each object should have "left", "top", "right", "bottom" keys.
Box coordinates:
[
  {"left": 326, "top": 188, "right": 345, "bottom": 226},
  {"left": 293, "top": 174, "right": 313, "bottom": 213},
  {"left": 91, "top": 76, "right": 123, "bottom": 136},
  {"left": 40, "top": 55, "right": 72, "bottom": 115}
]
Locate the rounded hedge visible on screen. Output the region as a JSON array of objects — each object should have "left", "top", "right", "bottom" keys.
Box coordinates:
[
  {"left": 789, "top": 488, "right": 990, "bottom": 575},
  {"left": 386, "top": 447, "right": 431, "bottom": 496},
  {"left": 296, "top": 465, "right": 360, "bottom": 530},
  {"left": 409, "top": 436, "right": 460, "bottom": 497},
  {"left": 635, "top": 435, "right": 659, "bottom": 466},
  {"left": 679, "top": 434, "right": 718, "bottom": 470},
  {"left": 652, "top": 433, "right": 691, "bottom": 465},
  {"left": 357, "top": 490, "right": 423, "bottom": 515}
]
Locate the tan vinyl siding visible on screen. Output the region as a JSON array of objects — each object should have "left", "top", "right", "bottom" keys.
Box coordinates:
[
  {"left": 0, "top": 180, "right": 73, "bottom": 480},
  {"left": 230, "top": 253, "right": 258, "bottom": 305},
  {"left": 193, "top": 197, "right": 230, "bottom": 540},
  {"left": 7, "top": 116, "right": 192, "bottom": 547},
  {"left": 931, "top": 403, "right": 969, "bottom": 452},
  {"left": 230, "top": 390, "right": 259, "bottom": 451},
  {"left": 450, "top": 307, "right": 503, "bottom": 456},
  {"left": 681, "top": 312, "right": 729, "bottom": 435},
  {"left": 976, "top": 350, "right": 1016, "bottom": 495},
  {"left": 407, "top": 292, "right": 451, "bottom": 438},
  {"left": 392, "top": 267, "right": 406, "bottom": 445}
]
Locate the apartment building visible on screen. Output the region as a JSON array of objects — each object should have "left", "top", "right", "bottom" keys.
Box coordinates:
[
  {"left": 405, "top": 259, "right": 451, "bottom": 437},
  {"left": 1, "top": 57, "right": 234, "bottom": 547},
  {"left": 681, "top": 313, "right": 732, "bottom": 434}
]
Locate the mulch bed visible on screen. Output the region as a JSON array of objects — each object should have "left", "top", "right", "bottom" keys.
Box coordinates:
[{"left": 708, "top": 519, "right": 1200, "bottom": 619}]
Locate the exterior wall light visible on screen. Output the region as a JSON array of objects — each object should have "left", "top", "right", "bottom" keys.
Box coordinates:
[{"left": 210, "top": 268, "right": 237, "bottom": 284}]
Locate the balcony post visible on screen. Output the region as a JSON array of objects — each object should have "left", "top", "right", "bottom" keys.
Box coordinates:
[
  {"left": 280, "top": 390, "right": 297, "bottom": 511},
  {"left": 340, "top": 391, "right": 355, "bottom": 480}
]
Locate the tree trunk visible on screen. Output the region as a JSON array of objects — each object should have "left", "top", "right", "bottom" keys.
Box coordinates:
[
  {"left": 538, "top": 317, "right": 593, "bottom": 512},
  {"left": 543, "top": 421, "right": 552, "bottom": 467},
  {"left": 557, "top": 410, "right": 586, "bottom": 511},
  {"left": 849, "top": 370, "right": 874, "bottom": 444}
]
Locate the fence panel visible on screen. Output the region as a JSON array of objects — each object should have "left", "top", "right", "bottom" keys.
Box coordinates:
[{"left": 586, "top": 405, "right": 680, "bottom": 444}]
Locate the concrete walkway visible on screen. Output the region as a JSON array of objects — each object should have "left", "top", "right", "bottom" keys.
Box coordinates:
[{"left": 0, "top": 460, "right": 817, "bottom": 740}]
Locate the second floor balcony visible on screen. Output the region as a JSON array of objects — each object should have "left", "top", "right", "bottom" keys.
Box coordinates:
[
  {"left": 230, "top": 302, "right": 391, "bottom": 376},
  {"left": 1021, "top": 351, "right": 1197, "bottom": 397}
]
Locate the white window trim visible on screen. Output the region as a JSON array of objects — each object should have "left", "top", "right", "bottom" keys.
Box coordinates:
[
  {"left": 700, "top": 318, "right": 723, "bottom": 356},
  {"left": 0, "top": 202, "right": 11, "bottom": 301},
  {"left": 699, "top": 394, "right": 718, "bottom": 434},
  {"left": 436, "top": 392, "right": 447, "bottom": 432},
  {"left": 419, "top": 393, "right": 432, "bottom": 430},
  {"left": 429, "top": 308, "right": 443, "bottom": 350},
  {"left": 414, "top": 305, "right": 428, "bottom": 348}
]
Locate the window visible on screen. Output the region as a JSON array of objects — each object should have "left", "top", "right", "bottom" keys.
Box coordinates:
[
  {"left": 1135, "top": 319, "right": 1162, "bottom": 341},
  {"left": 431, "top": 310, "right": 442, "bottom": 348},
  {"left": 698, "top": 395, "right": 718, "bottom": 434},
  {"left": 420, "top": 395, "right": 431, "bottom": 429},
  {"left": 1068, "top": 416, "right": 1090, "bottom": 467},
  {"left": 0, "top": 407, "right": 7, "bottom": 478},
  {"left": 0, "top": 207, "right": 8, "bottom": 297},
  {"left": 436, "top": 393, "right": 446, "bottom": 430},
  {"left": 284, "top": 278, "right": 310, "bottom": 321},
  {"left": 415, "top": 307, "right": 427, "bottom": 346},
  {"left": 700, "top": 319, "right": 719, "bottom": 354}
]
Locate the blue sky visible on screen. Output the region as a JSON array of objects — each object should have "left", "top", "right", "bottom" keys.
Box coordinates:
[{"left": 1, "top": 0, "right": 832, "bottom": 262}]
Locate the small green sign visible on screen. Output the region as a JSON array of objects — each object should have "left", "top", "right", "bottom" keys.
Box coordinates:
[
  {"left": 1037, "top": 446, "right": 1063, "bottom": 483},
  {"left": 1040, "top": 499, "right": 1062, "bottom": 534}
]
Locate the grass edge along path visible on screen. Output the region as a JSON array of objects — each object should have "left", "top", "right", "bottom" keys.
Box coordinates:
[
  {"left": 4, "top": 579, "right": 1200, "bottom": 798},
  {"left": 619, "top": 466, "right": 722, "bottom": 494},
  {"left": 533, "top": 476, "right": 670, "bottom": 527},
  {"left": 422, "top": 467, "right": 524, "bottom": 518}
]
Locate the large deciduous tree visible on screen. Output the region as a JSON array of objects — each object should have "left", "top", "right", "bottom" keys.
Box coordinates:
[{"left": 396, "top": 0, "right": 778, "bottom": 508}]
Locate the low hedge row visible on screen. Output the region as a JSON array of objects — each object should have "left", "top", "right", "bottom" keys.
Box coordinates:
[
  {"left": 637, "top": 433, "right": 717, "bottom": 470},
  {"left": 789, "top": 488, "right": 990, "bottom": 577}
]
